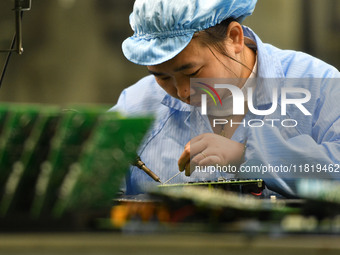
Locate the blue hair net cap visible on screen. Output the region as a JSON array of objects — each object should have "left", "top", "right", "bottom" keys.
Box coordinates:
[{"left": 122, "top": 0, "right": 257, "bottom": 66}]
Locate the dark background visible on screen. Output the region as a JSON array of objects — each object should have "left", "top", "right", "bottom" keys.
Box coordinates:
[{"left": 0, "top": 0, "right": 339, "bottom": 106}]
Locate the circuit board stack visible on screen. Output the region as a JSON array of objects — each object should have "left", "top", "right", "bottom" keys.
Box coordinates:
[{"left": 0, "top": 103, "right": 153, "bottom": 230}]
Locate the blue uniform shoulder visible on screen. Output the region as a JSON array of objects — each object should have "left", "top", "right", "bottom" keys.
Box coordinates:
[
  {"left": 111, "top": 75, "right": 167, "bottom": 114},
  {"left": 263, "top": 43, "right": 340, "bottom": 78}
]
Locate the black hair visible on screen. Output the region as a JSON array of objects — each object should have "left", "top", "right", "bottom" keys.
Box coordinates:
[{"left": 194, "top": 18, "right": 253, "bottom": 75}]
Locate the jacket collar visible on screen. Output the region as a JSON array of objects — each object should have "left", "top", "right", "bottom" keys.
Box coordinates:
[
  {"left": 161, "top": 94, "right": 193, "bottom": 111},
  {"left": 243, "top": 26, "right": 285, "bottom": 107}
]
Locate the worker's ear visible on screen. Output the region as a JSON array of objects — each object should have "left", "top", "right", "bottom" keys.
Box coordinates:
[{"left": 225, "top": 21, "right": 244, "bottom": 54}]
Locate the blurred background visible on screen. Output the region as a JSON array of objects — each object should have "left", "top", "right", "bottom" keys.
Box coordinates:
[{"left": 0, "top": 0, "right": 339, "bottom": 107}]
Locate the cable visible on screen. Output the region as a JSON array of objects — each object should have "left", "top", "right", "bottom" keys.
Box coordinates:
[
  {"left": 0, "top": 34, "right": 16, "bottom": 88},
  {"left": 0, "top": 10, "right": 24, "bottom": 89}
]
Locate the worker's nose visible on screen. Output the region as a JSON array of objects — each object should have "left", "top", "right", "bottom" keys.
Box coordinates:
[
  {"left": 177, "top": 87, "right": 190, "bottom": 101},
  {"left": 175, "top": 80, "right": 191, "bottom": 101}
]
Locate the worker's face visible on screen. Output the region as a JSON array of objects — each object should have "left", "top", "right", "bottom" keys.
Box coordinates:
[{"left": 147, "top": 36, "right": 245, "bottom": 106}]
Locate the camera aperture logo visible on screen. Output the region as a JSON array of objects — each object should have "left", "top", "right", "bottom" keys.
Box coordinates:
[
  {"left": 194, "top": 81, "right": 312, "bottom": 128},
  {"left": 196, "top": 82, "right": 223, "bottom": 108}
]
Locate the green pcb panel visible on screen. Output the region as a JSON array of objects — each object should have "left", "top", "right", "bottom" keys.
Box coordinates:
[
  {"left": 0, "top": 106, "right": 61, "bottom": 217},
  {"left": 0, "top": 104, "right": 41, "bottom": 199},
  {"left": 52, "top": 113, "right": 153, "bottom": 218},
  {"left": 30, "top": 106, "right": 110, "bottom": 218}
]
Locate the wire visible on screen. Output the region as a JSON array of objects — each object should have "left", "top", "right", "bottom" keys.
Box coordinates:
[
  {"left": 0, "top": 33, "right": 16, "bottom": 88},
  {"left": 0, "top": 11, "right": 24, "bottom": 89}
]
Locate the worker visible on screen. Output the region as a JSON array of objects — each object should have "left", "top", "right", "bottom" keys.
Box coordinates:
[{"left": 110, "top": 0, "right": 340, "bottom": 196}]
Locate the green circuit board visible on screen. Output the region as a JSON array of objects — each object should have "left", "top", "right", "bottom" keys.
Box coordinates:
[
  {"left": 158, "top": 179, "right": 265, "bottom": 195},
  {"left": 52, "top": 114, "right": 153, "bottom": 218}
]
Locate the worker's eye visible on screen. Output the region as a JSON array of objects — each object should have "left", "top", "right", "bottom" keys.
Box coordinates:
[
  {"left": 159, "top": 76, "right": 170, "bottom": 81},
  {"left": 187, "top": 69, "right": 200, "bottom": 77}
]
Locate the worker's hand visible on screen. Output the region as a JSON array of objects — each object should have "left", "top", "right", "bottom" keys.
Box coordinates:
[{"left": 178, "top": 133, "right": 245, "bottom": 176}]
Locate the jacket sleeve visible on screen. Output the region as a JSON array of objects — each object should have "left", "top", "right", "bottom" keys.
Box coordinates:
[
  {"left": 241, "top": 123, "right": 340, "bottom": 197},
  {"left": 239, "top": 78, "right": 340, "bottom": 198}
]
